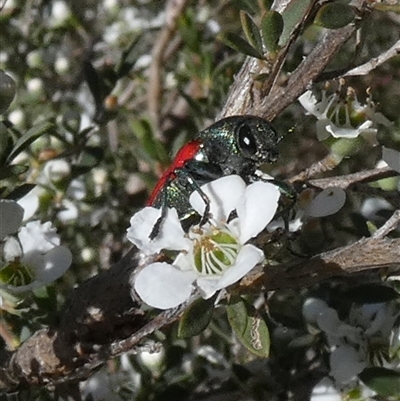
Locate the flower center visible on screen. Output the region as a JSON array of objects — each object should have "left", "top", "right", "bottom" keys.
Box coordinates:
[
  {"left": 193, "top": 229, "right": 240, "bottom": 276},
  {"left": 0, "top": 260, "right": 35, "bottom": 287},
  {"left": 326, "top": 90, "right": 373, "bottom": 129}
]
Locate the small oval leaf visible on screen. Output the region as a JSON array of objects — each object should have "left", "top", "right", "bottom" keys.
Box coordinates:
[
  {"left": 279, "top": 0, "right": 313, "bottom": 47},
  {"left": 359, "top": 367, "right": 400, "bottom": 397},
  {"left": 261, "top": 11, "right": 284, "bottom": 54},
  {"left": 0, "top": 70, "right": 16, "bottom": 114},
  {"left": 0, "top": 121, "right": 13, "bottom": 165},
  {"left": 0, "top": 165, "right": 29, "bottom": 180},
  {"left": 240, "top": 11, "right": 263, "bottom": 53},
  {"left": 218, "top": 32, "right": 264, "bottom": 59},
  {"left": 315, "top": 4, "right": 355, "bottom": 29},
  {"left": 259, "top": 0, "right": 273, "bottom": 12},
  {"left": 6, "top": 183, "right": 36, "bottom": 201},
  {"left": 227, "top": 296, "right": 270, "bottom": 358},
  {"left": 178, "top": 297, "right": 215, "bottom": 338},
  {"left": 72, "top": 146, "right": 104, "bottom": 175},
  {"left": 7, "top": 121, "right": 55, "bottom": 162}
]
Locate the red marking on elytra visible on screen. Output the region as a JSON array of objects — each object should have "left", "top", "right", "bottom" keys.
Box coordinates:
[{"left": 147, "top": 140, "right": 202, "bottom": 206}]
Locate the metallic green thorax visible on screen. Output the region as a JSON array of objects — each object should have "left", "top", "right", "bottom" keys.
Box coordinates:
[
  {"left": 196, "top": 115, "right": 279, "bottom": 178},
  {"left": 150, "top": 115, "right": 280, "bottom": 230}
]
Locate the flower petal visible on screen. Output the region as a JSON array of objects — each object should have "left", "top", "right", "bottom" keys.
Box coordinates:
[
  {"left": 34, "top": 245, "right": 73, "bottom": 283},
  {"left": 190, "top": 175, "right": 246, "bottom": 222},
  {"left": 236, "top": 182, "right": 280, "bottom": 243},
  {"left": 330, "top": 345, "right": 366, "bottom": 384},
  {"left": 325, "top": 122, "right": 364, "bottom": 139},
  {"left": 173, "top": 251, "right": 195, "bottom": 271},
  {"left": 18, "top": 221, "right": 60, "bottom": 254},
  {"left": 133, "top": 262, "right": 196, "bottom": 309},
  {"left": 17, "top": 189, "right": 40, "bottom": 221},
  {"left": 310, "top": 377, "right": 341, "bottom": 401},
  {"left": 298, "top": 91, "right": 320, "bottom": 117},
  {"left": 0, "top": 200, "right": 24, "bottom": 241},
  {"left": 3, "top": 237, "right": 22, "bottom": 261},
  {"left": 127, "top": 207, "right": 191, "bottom": 255},
  {"left": 196, "top": 244, "right": 264, "bottom": 298},
  {"left": 315, "top": 119, "right": 330, "bottom": 141}
]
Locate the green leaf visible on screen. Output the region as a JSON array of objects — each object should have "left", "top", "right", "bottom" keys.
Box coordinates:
[
  {"left": 0, "top": 165, "right": 29, "bottom": 180},
  {"left": 227, "top": 296, "right": 270, "bottom": 357},
  {"left": 72, "top": 146, "right": 104, "bottom": 175},
  {"left": 116, "top": 34, "right": 143, "bottom": 77},
  {"left": 279, "top": 0, "right": 313, "bottom": 47},
  {"left": 62, "top": 110, "right": 81, "bottom": 134},
  {"left": 259, "top": 0, "right": 273, "bottom": 12},
  {"left": 261, "top": 11, "right": 284, "bottom": 54},
  {"left": 240, "top": 11, "right": 263, "bottom": 53},
  {"left": 234, "top": 0, "right": 258, "bottom": 14},
  {"left": 343, "top": 284, "right": 399, "bottom": 304},
  {"left": 359, "top": 367, "right": 400, "bottom": 397},
  {"left": 178, "top": 297, "right": 215, "bottom": 338},
  {"left": 178, "top": 11, "right": 201, "bottom": 53},
  {"left": 0, "top": 121, "right": 13, "bottom": 165},
  {"left": 7, "top": 121, "right": 55, "bottom": 162},
  {"left": 6, "top": 183, "right": 36, "bottom": 200},
  {"left": 314, "top": 4, "right": 355, "bottom": 29},
  {"left": 218, "top": 32, "right": 264, "bottom": 59},
  {"left": 0, "top": 70, "right": 16, "bottom": 114},
  {"left": 131, "top": 119, "right": 169, "bottom": 164}
]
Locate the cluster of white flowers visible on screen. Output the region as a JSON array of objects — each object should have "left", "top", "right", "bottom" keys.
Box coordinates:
[
  {"left": 304, "top": 298, "right": 400, "bottom": 399},
  {"left": 127, "top": 175, "right": 280, "bottom": 309},
  {"left": 18, "top": 158, "right": 85, "bottom": 222},
  {"left": 298, "top": 87, "right": 391, "bottom": 142},
  {"left": 0, "top": 200, "right": 72, "bottom": 294}
]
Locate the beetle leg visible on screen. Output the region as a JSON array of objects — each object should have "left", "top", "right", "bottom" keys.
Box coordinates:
[
  {"left": 174, "top": 169, "right": 211, "bottom": 226},
  {"left": 149, "top": 187, "right": 170, "bottom": 240}
]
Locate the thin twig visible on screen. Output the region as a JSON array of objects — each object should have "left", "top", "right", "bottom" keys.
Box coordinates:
[
  {"left": 147, "top": 0, "right": 189, "bottom": 140},
  {"left": 372, "top": 209, "right": 400, "bottom": 239},
  {"left": 288, "top": 153, "right": 342, "bottom": 183},
  {"left": 308, "top": 166, "right": 397, "bottom": 189},
  {"left": 343, "top": 38, "right": 400, "bottom": 77}
]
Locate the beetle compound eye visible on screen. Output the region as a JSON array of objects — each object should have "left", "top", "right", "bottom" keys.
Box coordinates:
[{"left": 237, "top": 124, "right": 257, "bottom": 157}]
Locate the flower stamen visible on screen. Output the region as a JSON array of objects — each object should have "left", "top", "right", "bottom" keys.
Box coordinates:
[
  {"left": 0, "top": 261, "right": 35, "bottom": 287},
  {"left": 194, "top": 230, "right": 240, "bottom": 276}
]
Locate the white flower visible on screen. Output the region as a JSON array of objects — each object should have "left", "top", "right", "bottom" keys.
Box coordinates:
[
  {"left": 299, "top": 88, "right": 391, "bottom": 141},
  {"left": 26, "top": 78, "right": 44, "bottom": 96},
  {"left": 54, "top": 56, "right": 70, "bottom": 75},
  {"left": 0, "top": 221, "right": 72, "bottom": 292},
  {"left": 330, "top": 345, "right": 366, "bottom": 385},
  {"left": 57, "top": 199, "right": 78, "bottom": 222},
  {"left": 0, "top": 200, "right": 24, "bottom": 240},
  {"left": 8, "top": 109, "right": 25, "bottom": 129},
  {"left": 17, "top": 159, "right": 80, "bottom": 222},
  {"left": 17, "top": 188, "right": 40, "bottom": 221},
  {"left": 41, "top": 159, "right": 71, "bottom": 184},
  {"left": 50, "top": 1, "right": 71, "bottom": 26},
  {"left": 303, "top": 297, "right": 400, "bottom": 387},
  {"left": 310, "top": 377, "right": 342, "bottom": 401},
  {"left": 127, "top": 175, "right": 280, "bottom": 309},
  {"left": 139, "top": 347, "right": 165, "bottom": 373}
]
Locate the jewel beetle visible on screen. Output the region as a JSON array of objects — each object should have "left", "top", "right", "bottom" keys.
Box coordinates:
[{"left": 146, "top": 115, "right": 281, "bottom": 235}]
